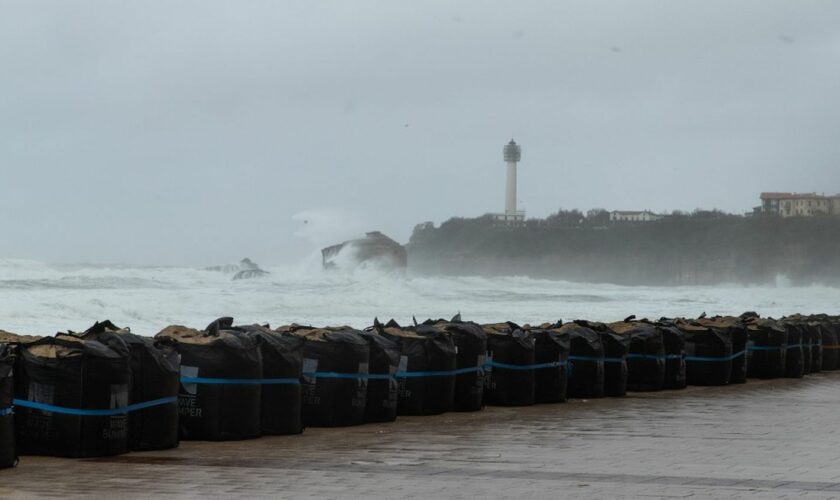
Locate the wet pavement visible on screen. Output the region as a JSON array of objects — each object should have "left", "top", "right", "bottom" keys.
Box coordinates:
[{"left": 3, "top": 373, "right": 840, "bottom": 499}]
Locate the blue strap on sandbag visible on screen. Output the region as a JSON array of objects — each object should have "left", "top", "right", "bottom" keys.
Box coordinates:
[
  {"left": 394, "top": 365, "right": 490, "bottom": 378},
  {"left": 302, "top": 371, "right": 374, "bottom": 380},
  {"left": 363, "top": 373, "right": 395, "bottom": 380},
  {"left": 302, "top": 366, "right": 483, "bottom": 380},
  {"left": 567, "top": 355, "right": 625, "bottom": 363},
  {"left": 627, "top": 353, "right": 684, "bottom": 361},
  {"left": 0, "top": 407, "right": 12, "bottom": 416},
  {"left": 567, "top": 355, "right": 600, "bottom": 362},
  {"left": 685, "top": 350, "right": 746, "bottom": 362},
  {"left": 486, "top": 360, "right": 564, "bottom": 371},
  {"left": 452, "top": 366, "right": 486, "bottom": 375},
  {"left": 625, "top": 353, "right": 686, "bottom": 361},
  {"left": 11, "top": 396, "right": 178, "bottom": 417},
  {"left": 395, "top": 368, "right": 463, "bottom": 378},
  {"left": 626, "top": 353, "right": 666, "bottom": 361},
  {"left": 181, "top": 376, "right": 300, "bottom": 385},
  {"left": 604, "top": 357, "right": 625, "bottom": 364},
  {"left": 747, "top": 345, "right": 788, "bottom": 352}
]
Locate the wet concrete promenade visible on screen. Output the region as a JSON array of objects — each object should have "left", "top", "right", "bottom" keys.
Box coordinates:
[{"left": 3, "top": 373, "right": 840, "bottom": 499}]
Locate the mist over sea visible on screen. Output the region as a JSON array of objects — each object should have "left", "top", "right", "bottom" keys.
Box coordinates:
[{"left": 0, "top": 257, "right": 836, "bottom": 336}]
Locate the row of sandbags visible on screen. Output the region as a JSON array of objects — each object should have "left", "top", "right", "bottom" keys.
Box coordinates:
[
  {"left": 0, "top": 322, "right": 180, "bottom": 459},
  {"left": 156, "top": 319, "right": 305, "bottom": 440},
  {"left": 0, "top": 318, "right": 308, "bottom": 459},
  {"left": 1, "top": 343, "right": 15, "bottom": 468},
  {"left": 1, "top": 313, "right": 838, "bottom": 466},
  {"left": 741, "top": 313, "right": 839, "bottom": 378},
  {"left": 663, "top": 313, "right": 840, "bottom": 384},
  {"left": 235, "top": 317, "right": 679, "bottom": 418}
]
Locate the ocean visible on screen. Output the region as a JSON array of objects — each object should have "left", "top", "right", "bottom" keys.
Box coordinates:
[{"left": 0, "top": 257, "right": 836, "bottom": 336}]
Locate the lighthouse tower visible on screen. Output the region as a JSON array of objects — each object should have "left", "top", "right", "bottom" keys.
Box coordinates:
[
  {"left": 496, "top": 139, "right": 524, "bottom": 223},
  {"left": 504, "top": 139, "right": 521, "bottom": 216}
]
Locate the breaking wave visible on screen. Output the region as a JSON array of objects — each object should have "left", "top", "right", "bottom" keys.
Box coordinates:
[{"left": 0, "top": 258, "right": 837, "bottom": 336}]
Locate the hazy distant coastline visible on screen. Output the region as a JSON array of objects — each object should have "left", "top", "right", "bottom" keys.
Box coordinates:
[{"left": 407, "top": 212, "right": 840, "bottom": 286}]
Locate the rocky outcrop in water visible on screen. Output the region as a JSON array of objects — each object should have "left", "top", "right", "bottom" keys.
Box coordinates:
[
  {"left": 206, "top": 258, "right": 268, "bottom": 280},
  {"left": 322, "top": 232, "right": 407, "bottom": 270}
]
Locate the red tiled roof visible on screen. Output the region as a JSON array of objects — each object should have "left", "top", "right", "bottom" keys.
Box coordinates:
[{"left": 760, "top": 192, "right": 793, "bottom": 200}]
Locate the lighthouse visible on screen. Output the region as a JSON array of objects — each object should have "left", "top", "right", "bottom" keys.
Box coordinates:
[
  {"left": 504, "top": 139, "right": 521, "bottom": 216},
  {"left": 496, "top": 139, "right": 524, "bottom": 223}
]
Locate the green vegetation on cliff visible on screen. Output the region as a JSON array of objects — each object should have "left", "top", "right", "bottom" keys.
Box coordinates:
[{"left": 407, "top": 212, "right": 840, "bottom": 285}]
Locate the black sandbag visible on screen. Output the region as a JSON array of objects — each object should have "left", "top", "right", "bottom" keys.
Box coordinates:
[
  {"left": 82, "top": 321, "right": 180, "bottom": 451},
  {"left": 744, "top": 318, "right": 787, "bottom": 379},
  {"left": 780, "top": 320, "right": 805, "bottom": 378},
  {"left": 0, "top": 344, "right": 16, "bottom": 468},
  {"left": 563, "top": 322, "right": 605, "bottom": 398},
  {"left": 801, "top": 322, "right": 814, "bottom": 374},
  {"left": 816, "top": 316, "right": 840, "bottom": 370},
  {"left": 15, "top": 337, "right": 130, "bottom": 457},
  {"left": 530, "top": 326, "right": 569, "bottom": 404},
  {"left": 653, "top": 321, "right": 687, "bottom": 390},
  {"left": 481, "top": 323, "right": 536, "bottom": 406},
  {"left": 584, "top": 322, "right": 629, "bottom": 397},
  {"left": 809, "top": 322, "right": 823, "bottom": 374},
  {"left": 783, "top": 316, "right": 823, "bottom": 374},
  {"left": 676, "top": 320, "right": 732, "bottom": 386},
  {"left": 706, "top": 316, "right": 748, "bottom": 383},
  {"left": 236, "top": 325, "right": 304, "bottom": 435},
  {"left": 700, "top": 317, "right": 748, "bottom": 384},
  {"left": 379, "top": 321, "right": 456, "bottom": 415},
  {"left": 731, "top": 328, "right": 749, "bottom": 383},
  {"left": 292, "top": 327, "right": 369, "bottom": 427},
  {"left": 418, "top": 316, "right": 487, "bottom": 412},
  {"left": 358, "top": 329, "right": 399, "bottom": 423},
  {"left": 608, "top": 320, "right": 666, "bottom": 392},
  {"left": 155, "top": 321, "right": 262, "bottom": 440}
]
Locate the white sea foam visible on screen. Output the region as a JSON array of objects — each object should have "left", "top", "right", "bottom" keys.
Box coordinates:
[{"left": 0, "top": 258, "right": 836, "bottom": 336}]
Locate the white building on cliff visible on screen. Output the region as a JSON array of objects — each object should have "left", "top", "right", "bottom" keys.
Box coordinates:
[{"left": 609, "top": 210, "right": 664, "bottom": 222}]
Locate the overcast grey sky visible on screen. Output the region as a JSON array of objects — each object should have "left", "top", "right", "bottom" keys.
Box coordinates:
[{"left": 1, "top": 0, "right": 838, "bottom": 266}]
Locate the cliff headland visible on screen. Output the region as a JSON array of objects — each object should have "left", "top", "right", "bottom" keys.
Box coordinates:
[{"left": 407, "top": 211, "right": 840, "bottom": 286}]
